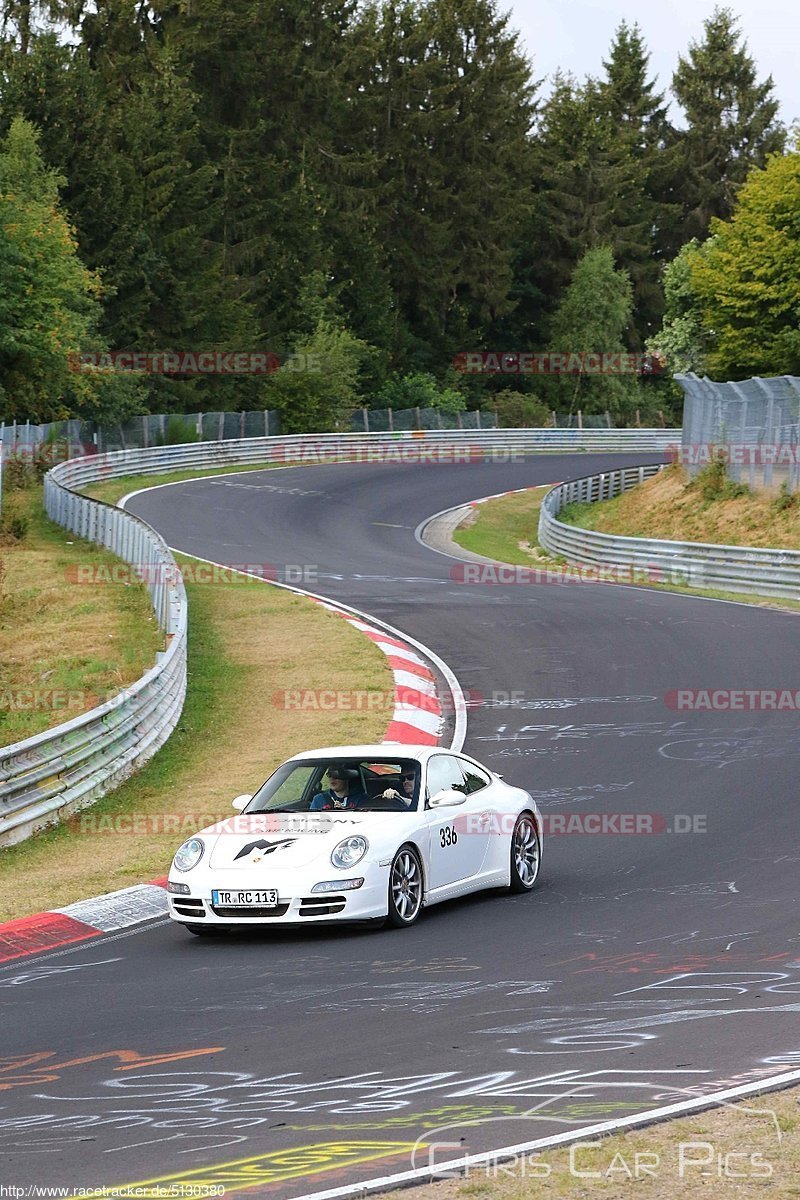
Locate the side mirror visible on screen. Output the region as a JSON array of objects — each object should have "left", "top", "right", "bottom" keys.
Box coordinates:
[
  {"left": 429, "top": 787, "right": 467, "bottom": 809},
  {"left": 231, "top": 794, "right": 252, "bottom": 811}
]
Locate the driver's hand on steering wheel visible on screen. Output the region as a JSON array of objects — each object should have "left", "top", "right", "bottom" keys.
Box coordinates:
[{"left": 381, "top": 787, "right": 401, "bottom": 800}]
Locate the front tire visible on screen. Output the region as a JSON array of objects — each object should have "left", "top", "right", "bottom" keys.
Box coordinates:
[
  {"left": 509, "top": 813, "right": 541, "bottom": 892},
  {"left": 387, "top": 845, "right": 424, "bottom": 927}
]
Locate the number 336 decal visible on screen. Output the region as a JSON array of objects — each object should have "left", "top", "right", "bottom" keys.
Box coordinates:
[{"left": 439, "top": 825, "right": 458, "bottom": 848}]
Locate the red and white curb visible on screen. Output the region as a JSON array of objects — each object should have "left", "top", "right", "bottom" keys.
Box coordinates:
[
  {"left": 0, "top": 590, "right": 455, "bottom": 966},
  {"left": 317, "top": 604, "right": 442, "bottom": 745},
  {"left": 468, "top": 483, "right": 560, "bottom": 505},
  {"left": 0, "top": 880, "right": 170, "bottom": 965}
]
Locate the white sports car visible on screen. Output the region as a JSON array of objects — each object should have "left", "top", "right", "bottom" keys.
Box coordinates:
[{"left": 167, "top": 744, "right": 543, "bottom": 933}]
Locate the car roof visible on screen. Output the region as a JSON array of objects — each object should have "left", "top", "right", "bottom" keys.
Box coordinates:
[{"left": 285, "top": 744, "right": 452, "bottom": 763}]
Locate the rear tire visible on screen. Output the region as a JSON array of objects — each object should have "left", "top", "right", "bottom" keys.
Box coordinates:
[
  {"left": 509, "top": 813, "right": 541, "bottom": 893},
  {"left": 386, "top": 845, "right": 424, "bottom": 928}
]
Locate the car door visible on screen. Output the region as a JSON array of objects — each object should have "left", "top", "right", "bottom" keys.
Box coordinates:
[
  {"left": 456, "top": 757, "right": 499, "bottom": 873},
  {"left": 425, "top": 754, "right": 488, "bottom": 889}
]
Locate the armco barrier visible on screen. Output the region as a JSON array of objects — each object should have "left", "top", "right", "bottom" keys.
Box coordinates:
[
  {"left": 33, "top": 425, "right": 679, "bottom": 486},
  {"left": 1, "top": 428, "right": 676, "bottom": 848},
  {"left": 538, "top": 464, "right": 800, "bottom": 600},
  {"left": 0, "top": 482, "right": 187, "bottom": 848}
]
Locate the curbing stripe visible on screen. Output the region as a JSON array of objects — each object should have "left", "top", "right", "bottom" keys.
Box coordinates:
[
  {"left": 55, "top": 882, "right": 171, "bottom": 932},
  {"left": 394, "top": 671, "right": 437, "bottom": 698},
  {"left": 0, "top": 911, "right": 102, "bottom": 964},
  {"left": 384, "top": 655, "right": 435, "bottom": 681},
  {"left": 384, "top": 720, "right": 439, "bottom": 746},
  {"left": 0, "top": 883, "right": 168, "bottom": 965}
]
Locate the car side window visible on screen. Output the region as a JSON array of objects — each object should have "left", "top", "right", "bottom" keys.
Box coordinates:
[
  {"left": 458, "top": 760, "right": 490, "bottom": 793},
  {"left": 426, "top": 755, "right": 468, "bottom": 801}
]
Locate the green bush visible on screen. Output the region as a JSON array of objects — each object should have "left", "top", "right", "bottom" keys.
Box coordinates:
[
  {"left": 484, "top": 390, "right": 552, "bottom": 428},
  {"left": 375, "top": 372, "right": 466, "bottom": 414},
  {"left": 688, "top": 452, "right": 750, "bottom": 501},
  {"left": 155, "top": 415, "right": 201, "bottom": 446},
  {"left": 1, "top": 506, "right": 29, "bottom": 540},
  {"left": 2, "top": 456, "right": 36, "bottom": 490},
  {"left": 772, "top": 481, "right": 799, "bottom": 512}
]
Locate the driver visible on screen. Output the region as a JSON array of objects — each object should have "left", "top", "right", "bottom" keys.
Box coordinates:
[
  {"left": 310, "top": 765, "right": 369, "bottom": 811},
  {"left": 381, "top": 766, "right": 417, "bottom": 807}
]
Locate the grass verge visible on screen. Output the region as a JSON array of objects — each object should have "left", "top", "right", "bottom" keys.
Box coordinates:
[
  {"left": 0, "top": 551, "right": 393, "bottom": 920},
  {"left": 559, "top": 462, "right": 800, "bottom": 549},
  {"left": 0, "top": 485, "right": 161, "bottom": 745},
  {"left": 373, "top": 1082, "right": 800, "bottom": 1200},
  {"left": 451, "top": 484, "right": 800, "bottom": 613}
]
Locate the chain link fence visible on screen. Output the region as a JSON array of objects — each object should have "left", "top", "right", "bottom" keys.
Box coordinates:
[
  {"left": 677, "top": 374, "right": 800, "bottom": 493},
  {"left": 0, "top": 403, "right": 664, "bottom": 455}
]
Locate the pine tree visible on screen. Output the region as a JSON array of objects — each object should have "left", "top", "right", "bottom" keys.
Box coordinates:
[
  {"left": 671, "top": 6, "right": 785, "bottom": 242},
  {"left": 358, "top": 0, "right": 537, "bottom": 367},
  {"left": 521, "top": 25, "right": 673, "bottom": 352},
  {"left": 599, "top": 22, "right": 677, "bottom": 340}
]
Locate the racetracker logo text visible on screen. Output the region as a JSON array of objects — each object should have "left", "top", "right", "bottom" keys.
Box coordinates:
[
  {"left": 450, "top": 563, "right": 689, "bottom": 585},
  {"left": 665, "top": 689, "right": 800, "bottom": 711}
]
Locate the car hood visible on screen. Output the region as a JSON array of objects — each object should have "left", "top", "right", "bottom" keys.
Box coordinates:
[{"left": 201, "top": 811, "right": 403, "bottom": 870}]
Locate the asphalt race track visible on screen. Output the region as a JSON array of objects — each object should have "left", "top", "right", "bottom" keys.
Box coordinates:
[{"left": 4, "top": 453, "right": 800, "bottom": 1198}]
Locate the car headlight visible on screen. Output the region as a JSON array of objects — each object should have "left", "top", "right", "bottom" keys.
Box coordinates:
[
  {"left": 173, "top": 837, "right": 205, "bottom": 872},
  {"left": 331, "top": 836, "right": 368, "bottom": 869}
]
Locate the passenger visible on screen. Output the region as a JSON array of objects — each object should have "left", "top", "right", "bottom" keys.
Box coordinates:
[{"left": 310, "top": 765, "right": 369, "bottom": 811}]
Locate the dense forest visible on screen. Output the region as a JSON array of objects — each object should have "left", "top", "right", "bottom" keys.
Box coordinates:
[{"left": 0, "top": 1, "right": 793, "bottom": 430}]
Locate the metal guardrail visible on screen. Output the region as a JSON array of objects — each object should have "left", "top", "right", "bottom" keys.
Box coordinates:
[
  {"left": 0, "top": 427, "right": 677, "bottom": 848},
  {"left": 0, "top": 470, "right": 187, "bottom": 847},
  {"left": 538, "top": 465, "right": 800, "bottom": 601},
  {"left": 39, "top": 427, "right": 680, "bottom": 487}
]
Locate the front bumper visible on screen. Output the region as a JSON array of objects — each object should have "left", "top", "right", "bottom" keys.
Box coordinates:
[{"left": 167, "top": 865, "right": 388, "bottom": 925}]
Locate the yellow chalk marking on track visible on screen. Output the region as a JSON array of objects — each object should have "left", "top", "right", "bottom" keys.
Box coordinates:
[{"left": 115, "top": 1140, "right": 423, "bottom": 1196}]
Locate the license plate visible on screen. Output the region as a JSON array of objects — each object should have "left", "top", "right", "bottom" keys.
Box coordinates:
[{"left": 212, "top": 889, "right": 279, "bottom": 907}]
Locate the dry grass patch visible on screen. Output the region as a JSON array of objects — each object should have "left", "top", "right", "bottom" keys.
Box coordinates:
[
  {"left": 562, "top": 463, "right": 800, "bottom": 549},
  {"left": 374, "top": 1083, "right": 800, "bottom": 1200},
  {"left": 0, "top": 486, "right": 161, "bottom": 745},
  {"left": 0, "top": 557, "right": 393, "bottom": 918}
]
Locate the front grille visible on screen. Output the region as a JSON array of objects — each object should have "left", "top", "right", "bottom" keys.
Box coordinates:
[
  {"left": 211, "top": 904, "right": 292, "bottom": 918},
  {"left": 298, "top": 895, "right": 347, "bottom": 916}
]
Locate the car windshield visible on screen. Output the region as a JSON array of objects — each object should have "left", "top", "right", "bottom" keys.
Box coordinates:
[{"left": 246, "top": 758, "right": 422, "bottom": 813}]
